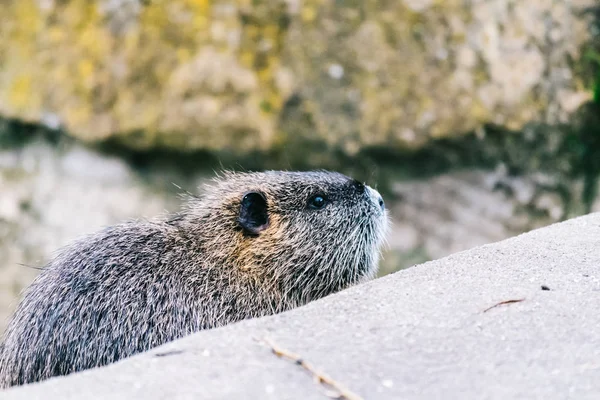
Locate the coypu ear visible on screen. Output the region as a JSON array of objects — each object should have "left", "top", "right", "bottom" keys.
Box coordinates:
[{"left": 238, "top": 192, "right": 269, "bottom": 235}]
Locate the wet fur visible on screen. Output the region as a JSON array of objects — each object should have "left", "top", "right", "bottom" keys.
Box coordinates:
[{"left": 0, "top": 170, "right": 388, "bottom": 387}]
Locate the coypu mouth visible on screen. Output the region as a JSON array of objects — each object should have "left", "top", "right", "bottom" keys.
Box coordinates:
[{"left": 336, "top": 192, "right": 390, "bottom": 284}]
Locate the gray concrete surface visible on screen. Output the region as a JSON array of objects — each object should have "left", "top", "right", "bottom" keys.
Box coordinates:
[{"left": 2, "top": 213, "right": 600, "bottom": 400}]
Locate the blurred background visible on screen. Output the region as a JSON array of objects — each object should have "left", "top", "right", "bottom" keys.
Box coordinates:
[{"left": 0, "top": 0, "right": 599, "bottom": 332}]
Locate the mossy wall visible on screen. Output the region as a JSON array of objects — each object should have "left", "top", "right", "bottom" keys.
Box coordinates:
[{"left": 0, "top": 0, "right": 595, "bottom": 154}]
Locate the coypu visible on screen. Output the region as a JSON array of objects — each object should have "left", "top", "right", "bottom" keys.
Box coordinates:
[{"left": 0, "top": 170, "right": 388, "bottom": 387}]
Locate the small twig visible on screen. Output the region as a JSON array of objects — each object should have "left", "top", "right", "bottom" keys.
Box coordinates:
[
  {"left": 483, "top": 298, "right": 525, "bottom": 313},
  {"left": 259, "top": 337, "right": 363, "bottom": 400},
  {"left": 153, "top": 349, "right": 184, "bottom": 358}
]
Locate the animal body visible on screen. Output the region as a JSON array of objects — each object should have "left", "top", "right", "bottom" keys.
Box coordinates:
[{"left": 0, "top": 170, "right": 388, "bottom": 387}]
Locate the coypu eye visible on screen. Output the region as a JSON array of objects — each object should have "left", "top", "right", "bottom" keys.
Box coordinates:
[{"left": 308, "top": 194, "right": 327, "bottom": 209}]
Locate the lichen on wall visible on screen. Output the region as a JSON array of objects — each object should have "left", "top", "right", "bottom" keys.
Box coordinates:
[{"left": 0, "top": 0, "right": 595, "bottom": 153}]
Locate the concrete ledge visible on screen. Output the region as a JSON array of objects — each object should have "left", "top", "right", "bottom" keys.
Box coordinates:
[{"left": 3, "top": 214, "right": 600, "bottom": 399}]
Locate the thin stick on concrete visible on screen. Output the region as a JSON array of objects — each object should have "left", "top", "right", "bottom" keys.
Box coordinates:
[
  {"left": 260, "top": 337, "right": 364, "bottom": 400},
  {"left": 483, "top": 298, "right": 525, "bottom": 313}
]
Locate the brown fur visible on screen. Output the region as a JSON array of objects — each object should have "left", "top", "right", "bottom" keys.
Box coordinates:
[{"left": 0, "top": 170, "right": 388, "bottom": 387}]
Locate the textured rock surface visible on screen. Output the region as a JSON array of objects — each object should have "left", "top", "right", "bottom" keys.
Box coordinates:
[
  {"left": 381, "top": 167, "right": 577, "bottom": 274},
  {"left": 0, "top": 0, "right": 594, "bottom": 152},
  {"left": 2, "top": 213, "right": 600, "bottom": 399},
  {"left": 0, "top": 137, "right": 180, "bottom": 332}
]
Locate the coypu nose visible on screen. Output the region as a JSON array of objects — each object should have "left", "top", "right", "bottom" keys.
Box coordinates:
[{"left": 366, "top": 186, "right": 385, "bottom": 211}]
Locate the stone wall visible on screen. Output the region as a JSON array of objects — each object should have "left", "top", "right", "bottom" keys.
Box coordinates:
[
  {"left": 0, "top": 0, "right": 595, "bottom": 154},
  {"left": 0, "top": 0, "right": 599, "bottom": 347}
]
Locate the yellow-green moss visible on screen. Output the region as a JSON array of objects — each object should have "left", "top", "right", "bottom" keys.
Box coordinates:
[{"left": 0, "top": 0, "right": 593, "bottom": 153}]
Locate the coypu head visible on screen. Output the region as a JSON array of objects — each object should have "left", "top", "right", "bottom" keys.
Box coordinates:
[{"left": 184, "top": 170, "right": 389, "bottom": 304}]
